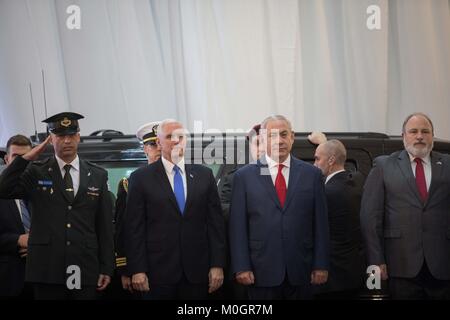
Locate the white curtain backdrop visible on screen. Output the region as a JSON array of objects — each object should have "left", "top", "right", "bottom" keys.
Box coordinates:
[{"left": 1, "top": 0, "right": 450, "bottom": 145}]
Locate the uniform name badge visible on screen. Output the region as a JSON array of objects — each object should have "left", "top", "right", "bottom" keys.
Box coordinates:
[{"left": 38, "top": 180, "right": 53, "bottom": 192}]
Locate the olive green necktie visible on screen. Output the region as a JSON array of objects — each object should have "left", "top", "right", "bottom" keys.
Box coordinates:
[{"left": 63, "top": 164, "right": 74, "bottom": 202}]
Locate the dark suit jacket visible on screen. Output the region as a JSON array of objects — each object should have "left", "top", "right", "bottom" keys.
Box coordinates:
[
  {"left": 317, "top": 171, "right": 365, "bottom": 293},
  {"left": 229, "top": 155, "right": 330, "bottom": 287},
  {"left": 0, "top": 199, "right": 26, "bottom": 296},
  {"left": 114, "top": 178, "right": 128, "bottom": 275},
  {"left": 361, "top": 150, "right": 450, "bottom": 279},
  {"left": 219, "top": 167, "right": 239, "bottom": 224},
  {"left": 124, "top": 159, "right": 226, "bottom": 285},
  {"left": 0, "top": 156, "right": 114, "bottom": 286}
]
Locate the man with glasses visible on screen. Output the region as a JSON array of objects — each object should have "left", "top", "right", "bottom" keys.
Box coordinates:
[{"left": 361, "top": 113, "right": 450, "bottom": 299}]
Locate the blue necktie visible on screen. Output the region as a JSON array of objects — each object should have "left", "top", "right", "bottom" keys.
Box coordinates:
[
  {"left": 173, "top": 165, "right": 185, "bottom": 214},
  {"left": 19, "top": 200, "right": 31, "bottom": 232}
]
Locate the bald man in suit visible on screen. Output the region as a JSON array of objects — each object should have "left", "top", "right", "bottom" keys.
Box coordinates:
[{"left": 314, "top": 139, "right": 365, "bottom": 299}]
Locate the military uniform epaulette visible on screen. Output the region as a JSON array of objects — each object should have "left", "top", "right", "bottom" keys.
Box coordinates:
[{"left": 85, "top": 160, "right": 107, "bottom": 172}]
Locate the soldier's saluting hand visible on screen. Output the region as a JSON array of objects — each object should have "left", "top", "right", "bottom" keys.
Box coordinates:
[{"left": 0, "top": 112, "right": 114, "bottom": 300}]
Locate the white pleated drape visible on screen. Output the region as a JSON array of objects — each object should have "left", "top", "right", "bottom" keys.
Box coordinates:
[{"left": 1, "top": 0, "right": 450, "bottom": 145}]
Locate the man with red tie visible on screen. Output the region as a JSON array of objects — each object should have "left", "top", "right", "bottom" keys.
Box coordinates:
[
  {"left": 229, "top": 115, "right": 329, "bottom": 300},
  {"left": 361, "top": 113, "right": 450, "bottom": 299}
]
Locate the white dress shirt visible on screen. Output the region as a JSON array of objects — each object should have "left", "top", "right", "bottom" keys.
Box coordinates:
[
  {"left": 265, "top": 154, "right": 291, "bottom": 187},
  {"left": 161, "top": 156, "right": 187, "bottom": 198},
  {"left": 55, "top": 155, "right": 80, "bottom": 196},
  {"left": 14, "top": 199, "right": 25, "bottom": 222},
  {"left": 407, "top": 152, "right": 432, "bottom": 191}
]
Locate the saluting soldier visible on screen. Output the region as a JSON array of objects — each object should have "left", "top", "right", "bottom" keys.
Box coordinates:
[
  {"left": 0, "top": 112, "right": 114, "bottom": 300},
  {"left": 114, "top": 121, "right": 161, "bottom": 294}
]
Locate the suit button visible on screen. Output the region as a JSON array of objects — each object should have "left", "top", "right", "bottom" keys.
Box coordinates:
[
  {"left": 68, "top": 206, "right": 72, "bottom": 210},
  {"left": 66, "top": 241, "right": 71, "bottom": 246},
  {"left": 67, "top": 223, "right": 71, "bottom": 228}
]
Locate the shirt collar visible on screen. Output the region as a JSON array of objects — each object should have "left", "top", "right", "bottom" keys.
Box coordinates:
[
  {"left": 55, "top": 154, "right": 79, "bottom": 172},
  {"left": 407, "top": 152, "right": 431, "bottom": 166},
  {"left": 265, "top": 153, "right": 291, "bottom": 169},
  {"left": 161, "top": 156, "right": 185, "bottom": 175},
  {"left": 325, "top": 169, "right": 346, "bottom": 184}
]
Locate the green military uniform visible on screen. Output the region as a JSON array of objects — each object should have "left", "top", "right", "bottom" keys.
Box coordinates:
[
  {"left": 0, "top": 156, "right": 114, "bottom": 286},
  {"left": 0, "top": 112, "right": 114, "bottom": 293}
]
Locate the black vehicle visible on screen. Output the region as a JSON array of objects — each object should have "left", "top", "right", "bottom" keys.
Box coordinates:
[
  {"left": 3, "top": 131, "right": 450, "bottom": 195},
  {"left": 1, "top": 131, "right": 450, "bottom": 300}
]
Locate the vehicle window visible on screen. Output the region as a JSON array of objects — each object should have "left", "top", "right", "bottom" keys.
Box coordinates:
[
  {"left": 106, "top": 167, "right": 141, "bottom": 195},
  {"left": 94, "top": 161, "right": 146, "bottom": 196},
  {"left": 203, "top": 163, "right": 222, "bottom": 177},
  {"left": 95, "top": 161, "right": 222, "bottom": 196}
]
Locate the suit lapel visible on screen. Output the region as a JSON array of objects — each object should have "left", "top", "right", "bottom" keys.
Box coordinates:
[
  {"left": 73, "top": 159, "right": 90, "bottom": 204},
  {"left": 397, "top": 150, "right": 423, "bottom": 205},
  {"left": 47, "top": 157, "right": 72, "bottom": 203},
  {"left": 257, "top": 159, "right": 282, "bottom": 210},
  {"left": 9, "top": 200, "right": 25, "bottom": 233},
  {"left": 426, "top": 151, "right": 443, "bottom": 206},
  {"left": 154, "top": 159, "right": 182, "bottom": 216},
  {"left": 283, "top": 157, "right": 301, "bottom": 211},
  {"left": 183, "top": 165, "right": 195, "bottom": 215}
]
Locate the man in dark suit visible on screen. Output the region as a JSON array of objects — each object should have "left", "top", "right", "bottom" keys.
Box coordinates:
[
  {"left": 313, "top": 139, "right": 365, "bottom": 299},
  {"left": 0, "top": 112, "right": 114, "bottom": 300},
  {"left": 220, "top": 124, "right": 263, "bottom": 223},
  {"left": 229, "top": 115, "right": 329, "bottom": 300},
  {"left": 125, "top": 119, "right": 226, "bottom": 299},
  {"left": 219, "top": 124, "right": 263, "bottom": 300},
  {"left": 0, "top": 135, "right": 32, "bottom": 298},
  {"left": 114, "top": 121, "right": 161, "bottom": 296},
  {"left": 361, "top": 113, "right": 450, "bottom": 299}
]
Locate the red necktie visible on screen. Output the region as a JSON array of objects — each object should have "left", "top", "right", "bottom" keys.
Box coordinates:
[
  {"left": 414, "top": 158, "right": 428, "bottom": 202},
  {"left": 275, "top": 164, "right": 287, "bottom": 207}
]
